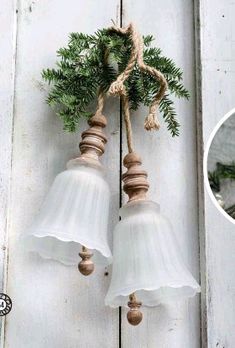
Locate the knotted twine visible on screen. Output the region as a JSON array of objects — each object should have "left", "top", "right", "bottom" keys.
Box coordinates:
[
  {"left": 92, "top": 23, "right": 168, "bottom": 154},
  {"left": 108, "top": 22, "right": 168, "bottom": 139},
  {"left": 108, "top": 23, "right": 139, "bottom": 97}
]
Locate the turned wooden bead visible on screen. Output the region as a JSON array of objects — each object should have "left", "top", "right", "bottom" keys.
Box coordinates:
[
  {"left": 127, "top": 301, "right": 143, "bottom": 326},
  {"left": 123, "top": 152, "right": 142, "bottom": 168},
  {"left": 78, "top": 250, "right": 94, "bottom": 276},
  {"left": 78, "top": 113, "right": 107, "bottom": 164},
  {"left": 122, "top": 152, "right": 149, "bottom": 202}
]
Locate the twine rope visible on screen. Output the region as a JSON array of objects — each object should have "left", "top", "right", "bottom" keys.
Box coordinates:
[
  {"left": 108, "top": 23, "right": 167, "bottom": 132},
  {"left": 90, "top": 24, "right": 168, "bottom": 154},
  {"left": 95, "top": 89, "right": 105, "bottom": 116},
  {"left": 108, "top": 23, "right": 139, "bottom": 96},
  {"left": 122, "top": 95, "right": 134, "bottom": 153},
  {"left": 137, "top": 35, "right": 168, "bottom": 130},
  {"left": 93, "top": 25, "right": 136, "bottom": 153}
]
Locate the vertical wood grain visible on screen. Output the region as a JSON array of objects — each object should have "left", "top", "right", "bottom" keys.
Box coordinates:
[
  {"left": 0, "top": 0, "right": 17, "bottom": 288},
  {"left": 199, "top": 1, "right": 235, "bottom": 347},
  {"left": 121, "top": 1, "right": 200, "bottom": 347},
  {"left": 5, "top": 0, "right": 235, "bottom": 346},
  {"left": 194, "top": 1, "right": 207, "bottom": 346},
  {"left": 0, "top": 0, "right": 17, "bottom": 342},
  {"left": 4, "top": 1, "right": 120, "bottom": 347}
]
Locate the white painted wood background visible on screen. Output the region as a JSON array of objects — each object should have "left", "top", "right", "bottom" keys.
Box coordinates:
[
  {"left": 0, "top": 0, "right": 234, "bottom": 347},
  {"left": 199, "top": 1, "right": 235, "bottom": 347}
]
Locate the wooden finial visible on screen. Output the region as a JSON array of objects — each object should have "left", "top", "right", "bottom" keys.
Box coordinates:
[
  {"left": 122, "top": 152, "right": 149, "bottom": 202},
  {"left": 127, "top": 293, "right": 143, "bottom": 326},
  {"left": 71, "top": 114, "right": 107, "bottom": 276},
  {"left": 78, "top": 247, "right": 94, "bottom": 276},
  {"left": 79, "top": 113, "right": 107, "bottom": 165}
]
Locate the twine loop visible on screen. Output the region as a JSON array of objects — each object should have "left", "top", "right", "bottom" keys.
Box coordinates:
[
  {"left": 108, "top": 23, "right": 139, "bottom": 97},
  {"left": 108, "top": 23, "right": 168, "bottom": 153},
  {"left": 109, "top": 80, "right": 127, "bottom": 96},
  {"left": 136, "top": 34, "right": 167, "bottom": 131},
  {"left": 108, "top": 23, "right": 168, "bottom": 132},
  {"left": 94, "top": 22, "right": 168, "bottom": 153}
]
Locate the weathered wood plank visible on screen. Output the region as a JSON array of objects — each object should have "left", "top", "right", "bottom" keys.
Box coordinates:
[
  {"left": 0, "top": 0, "right": 17, "bottom": 288},
  {"left": 121, "top": 1, "right": 200, "bottom": 346},
  {"left": 199, "top": 0, "right": 235, "bottom": 346},
  {"left": 5, "top": 1, "right": 120, "bottom": 347},
  {"left": 0, "top": 0, "right": 17, "bottom": 341},
  {"left": 194, "top": 1, "right": 207, "bottom": 346}
]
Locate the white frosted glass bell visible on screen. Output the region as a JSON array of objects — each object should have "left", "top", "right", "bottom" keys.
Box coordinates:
[
  {"left": 105, "top": 199, "right": 200, "bottom": 307},
  {"left": 23, "top": 113, "right": 112, "bottom": 272},
  {"left": 23, "top": 158, "right": 111, "bottom": 266},
  {"left": 105, "top": 152, "right": 200, "bottom": 325}
]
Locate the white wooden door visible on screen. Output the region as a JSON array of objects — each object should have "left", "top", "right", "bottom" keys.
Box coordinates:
[{"left": 0, "top": 1, "right": 234, "bottom": 347}]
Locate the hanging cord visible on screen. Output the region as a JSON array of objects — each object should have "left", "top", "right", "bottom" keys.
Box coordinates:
[
  {"left": 108, "top": 23, "right": 139, "bottom": 96},
  {"left": 122, "top": 95, "right": 134, "bottom": 153},
  {"left": 94, "top": 89, "right": 105, "bottom": 116},
  {"left": 108, "top": 22, "right": 168, "bottom": 131},
  {"left": 108, "top": 23, "right": 138, "bottom": 153}
]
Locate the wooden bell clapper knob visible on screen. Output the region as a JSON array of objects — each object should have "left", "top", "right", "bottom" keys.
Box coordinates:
[
  {"left": 127, "top": 293, "right": 143, "bottom": 326},
  {"left": 78, "top": 246, "right": 94, "bottom": 276}
]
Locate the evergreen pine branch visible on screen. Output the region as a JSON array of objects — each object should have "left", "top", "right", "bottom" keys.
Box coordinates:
[
  {"left": 209, "top": 162, "right": 235, "bottom": 219},
  {"left": 208, "top": 162, "right": 235, "bottom": 193},
  {"left": 160, "top": 96, "right": 180, "bottom": 137},
  {"left": 42, "top": 29, "right": 190, "bottom": 135},
  {"left": 208, "top": 171, "right": 221, "bottom": 192}
]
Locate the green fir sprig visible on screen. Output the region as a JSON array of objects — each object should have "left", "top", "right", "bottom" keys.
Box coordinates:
[
  {"left": 42, "top": 29, "right": 190, "bottom": 136},
  {"left": 208, "top": 162, "right": 235, "bottom": 193},
  {"left": 209, "top": 162, "right": 235, "bottom": 219}
]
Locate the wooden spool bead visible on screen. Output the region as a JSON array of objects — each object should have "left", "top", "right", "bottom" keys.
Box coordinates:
[
  {"left": 79, "top": 114, "right": 107, "bottom": 161},
  {"left": 122, "top": 152, "right": 149, "bottom": 202},
  {"left": 78, "top": 246, "right": 94, "bottom": 276},
  {"left": 127, "top": 293, "right": 143, "bottom": 326}
]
